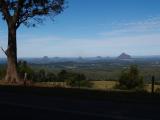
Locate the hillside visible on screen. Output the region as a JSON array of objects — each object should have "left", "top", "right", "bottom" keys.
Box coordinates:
[{"left": 117, "top": 53, "right": 131, "bottom": 59}]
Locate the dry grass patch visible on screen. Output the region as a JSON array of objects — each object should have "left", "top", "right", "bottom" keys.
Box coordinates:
[{"left": 91, "top": 81, "right": 117, "bottom": 90}]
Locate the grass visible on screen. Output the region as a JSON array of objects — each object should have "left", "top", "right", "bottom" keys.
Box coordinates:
[
  {"left": 0, "top": 79, "right": 160, "bottom": 104},
  {"left": 1, "top": 80, "right": 160, "bottom": 93},
  {"left": 0, "top": 81, "right": 160, "bottom": 93},
  {"left": 89, "top": 80, "right": 160, "bottom": 93},
  {"left": 91, "top": 81, "right": 160, "bottom": 92},
  {"left": 145, "top": 84, "right": 160, "bottom": 92},
  {"left": 91, "top": 81, "right": 117, "bottom": 90}
]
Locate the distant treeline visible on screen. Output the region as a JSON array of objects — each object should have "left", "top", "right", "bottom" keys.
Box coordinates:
[
  {"left": 25, "top": 58, "right": 160, "bottom": 82},
  {"left": 0, "top": 59, "right": 160, "bottom": 84},
  {"left": 0, "top": 61, "right": 92, "bottom": 87}
]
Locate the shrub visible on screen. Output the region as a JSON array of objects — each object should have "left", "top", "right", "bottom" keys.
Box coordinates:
[
  {"left": 57, "top": 70, "right": 68, "bottom": 82},
  {"left": 155, "top": 88, "right": 160, "bottom": 93},
  {"left": 57, "top": 70, "right": 92, "bottom": 88},
  {"left": 17, "top": 60, "right": 34, "bottom": 80},
  {"left": 118, "top": 65, "right": 144, "bottom": 90},
  {"left": 65, "top": 73, "right": 92, "bottom": 87}
]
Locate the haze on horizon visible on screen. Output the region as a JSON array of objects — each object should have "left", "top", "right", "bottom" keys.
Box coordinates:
[{"left": 0, "top": 0, "right": 160, "bottom": 58}]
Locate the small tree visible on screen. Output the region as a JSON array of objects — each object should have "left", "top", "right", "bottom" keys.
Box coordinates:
[
  {"left": 38, "top": 69, "right": 46, "bottom": 82},
  {"left": 57, "top": 70, "right": 68, "bottom": 82},
  {"left": 65, "top": 72, "right": 92, "bottom": 88},
  {"left": 0, "top": 0, "right": 65, "bottom": 83},
  {"left": 118, "top": 65, "right": 144, "bottom": 90},
  {"left": 17, "top": 60, "right": 34, "bottom": 80},
  {"left": 46, "top": 72, "right": 57, "bottom": 82}
]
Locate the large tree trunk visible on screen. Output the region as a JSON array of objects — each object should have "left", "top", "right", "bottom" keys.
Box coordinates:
[{"left": 5, "top": 23, "right": 19, "bottom": 83}]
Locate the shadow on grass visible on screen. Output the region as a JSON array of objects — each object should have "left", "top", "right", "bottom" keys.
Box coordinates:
[{"left": 0, "top": 85, "right": 160, "bottom": 103}]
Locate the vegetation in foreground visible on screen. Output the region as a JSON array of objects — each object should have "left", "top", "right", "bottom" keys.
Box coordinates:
[
  {"left": 117, "top": 65, "right": 144, "bottom": 90},
  {"left": 0, "top": 59, "right": 160, "bottom": 93},
  {"left": 0, "top": 0, "right": 65, "bottom": 83}
]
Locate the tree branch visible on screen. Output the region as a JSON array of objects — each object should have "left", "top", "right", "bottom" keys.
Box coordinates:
[
  {"left": 13, "top": 0, "right": 25, "bottom": 25},
  {"left": 0, "top": 0, "right": 11, "bottom": 24},
  {"left": 0, "top": 46, "right": 7, "bottom": 56}
]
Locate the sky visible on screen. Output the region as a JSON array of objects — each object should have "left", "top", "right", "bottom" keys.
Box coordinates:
[{"left": 0, "top": 0, "right": 160, "bottom": 57}]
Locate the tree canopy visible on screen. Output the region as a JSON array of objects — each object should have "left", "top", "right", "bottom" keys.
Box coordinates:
[
  {"left": 118, "top": 65, "right": 144, "bottom": 90},
  {"left": 0, "top": 0, "right": 65, "bottom": 83},
  {"left": 0, "top": 0, "right": 65, "bottom": 28}
]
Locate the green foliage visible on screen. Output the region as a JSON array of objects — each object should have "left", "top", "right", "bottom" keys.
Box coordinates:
[
  {"left": 38, "top": 69, "right": 46, "bottom": 82},
  {"left": 29, "top": 58, "right": 160, "bottom": 82},
  {"left": 32, "top": 69, "right": 57, "bottom": 82},
  {"left": 17, "top": 60, "right": 34, "bottom": 80},
  {"left": 0, "top": 0, "right": 65, "bottom": 28},
  {"left": 45, "top": 72, "right": 57, "bottom": 82},
  {"left": 155, "top": 88, "right": 160, "bottom": 93},
  {"left": 57, "top": 70, "right": 92, "bottom": 87},
  {"left": 17, "top": 61, "right": 57, "bottom": 82},
  {"left": 0, "top": 67, "right": 6, "bottom": 80},
  {"left": 118, "top": 65, "right": 144, "bottom": 90},
  {"left": 57, "top": 70, "right": 68, "bottom": 82}
]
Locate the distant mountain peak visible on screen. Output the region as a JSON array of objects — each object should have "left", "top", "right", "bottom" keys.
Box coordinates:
[
  {"left": 43, "top": 56, "right": 49, "bottom": 59},
  {"left": 42, "top": 56, "right": 49, "bottom": 61},
  {"left": 96, "top": 56, "right": 102, "bottom": 59},
  {"left": 117, "top": 53, "right": 131, "bottom": 59}
]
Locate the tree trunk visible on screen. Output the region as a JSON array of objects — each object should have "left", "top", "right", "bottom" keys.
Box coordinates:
[{"left": 5, "top": 23, "right": 19, "bottom": 83}]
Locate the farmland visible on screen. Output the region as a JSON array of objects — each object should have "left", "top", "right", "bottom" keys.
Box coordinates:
[
  {"left": 27, "top": 56, "right": 160, "bottom": 82},
  {"left": 1, "top": 56, "right": 160, "bottom": 92}
]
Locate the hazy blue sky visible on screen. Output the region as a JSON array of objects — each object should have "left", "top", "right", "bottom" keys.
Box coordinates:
[{"left": 0, "top": 0, "right": 160, "bottom": 57}]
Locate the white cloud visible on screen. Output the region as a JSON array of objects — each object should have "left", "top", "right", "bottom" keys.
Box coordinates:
[
  {"left": 17, "top": 35, "right": 64, "bottom": 57},
  {"left": 15, "top": 32, "right": 160, "bottom": 57},
  {"left": 100, "top": 16, "right": 160, "bottom": 36},
  {"left": 1, "top": 16, "right": 160, "bottom": 57}
]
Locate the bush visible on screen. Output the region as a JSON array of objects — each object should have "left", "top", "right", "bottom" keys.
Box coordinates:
[
  {"left": 57, "top": 70, "right": 92, "bottom": 88},
  {"left": 0, "top": 68, "right": 6, "bottom": 80},
  {"left": 57, "top": 70, "right": 68, "bottom": 82},
  {"left": 118, "top": 65, "right": 144, "bottom": 90},
  {"left": 155, "top": 88, "right": 160, "bottom": 93},
  {"left": 45, "top": 72, "right": 57, "bottom": 82},
  {"left": 17, "top": 60, "right": 34, "bottom": 80},
  {"left": 31, "top": 69, "right": 57, "bottom": 82}
]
